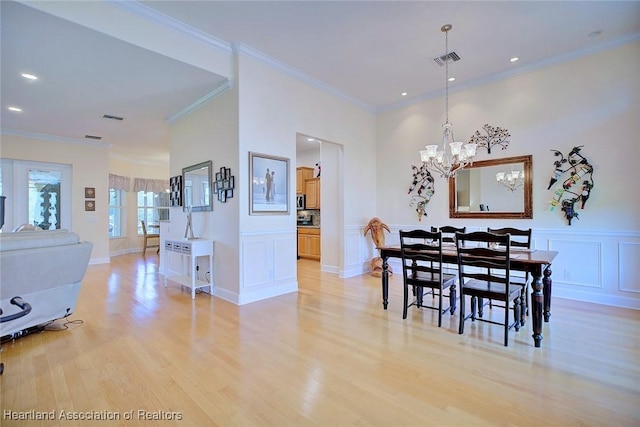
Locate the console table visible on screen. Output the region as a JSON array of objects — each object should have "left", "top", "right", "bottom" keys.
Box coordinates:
[{"left": 163, "top": 238, "right": 214, "bottom": 299}]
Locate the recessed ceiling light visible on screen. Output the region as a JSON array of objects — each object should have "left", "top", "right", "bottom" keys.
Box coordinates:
[
  {"left": 401, "top": 92, "right": 408, "bottom": 96},
  {"left": 8, "top": 106, "right": 22, "bottom": 112},
  {"left": 448, "top": 77, "right": 455, "bottom": 82},
  {"left": 588, "top": 30, "right": 603, "bottom": 38},
  {"left": 510, "top": 57, "right": 520, "bottom": 63},
  {"left": 21, "top": 73, "right": 38, "bottom": 80}
]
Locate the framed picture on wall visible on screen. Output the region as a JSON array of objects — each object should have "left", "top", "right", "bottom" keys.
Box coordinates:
[{"left": 249, "top": 152, "right": 289, "bottom": 215}]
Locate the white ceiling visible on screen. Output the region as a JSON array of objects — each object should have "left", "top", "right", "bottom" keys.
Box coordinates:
[{"left": 2, "top": 1, "right": 639, "bottom": 163}]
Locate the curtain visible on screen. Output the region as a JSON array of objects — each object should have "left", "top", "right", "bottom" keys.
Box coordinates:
[
  {"left": 108, "top": 173, "right": 130, "bottom": 192},
  {"left": 133, "top": 178, "right": 169, "bottom": 194}
]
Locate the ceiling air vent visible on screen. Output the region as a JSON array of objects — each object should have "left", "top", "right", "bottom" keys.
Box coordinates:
[
  {"left": 433, "top": 51, "right": 461, "bottom": 66},
  {"left": 102, "top": 114, "right": 124, "bottom": 121},
  {"left": 85, "top": 135, "right": 102, "bottom": 140}
]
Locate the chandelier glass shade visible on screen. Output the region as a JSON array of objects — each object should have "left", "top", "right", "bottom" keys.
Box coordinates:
[
  {"left": 496, "top": 170, "right": 525, "bottom": 191},
  {"left": 419, "top": 24, "right": 476, "bottom": 179}
]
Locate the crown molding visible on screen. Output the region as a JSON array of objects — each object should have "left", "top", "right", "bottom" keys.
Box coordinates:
[
  {"left": 234, "top": 43, "right": 376, "bottom": 113},
  {"left": 113, "top": 2, "right": 375, "bottom": 113},
  {"left": 165, "top": 79, "right": 235, "bottom": 125},
  {"left": 1, "top": 128, "right": 111, "bottom": 147},
  {"left": 105, "top": 0, "right": 232, "bottom": 54}
]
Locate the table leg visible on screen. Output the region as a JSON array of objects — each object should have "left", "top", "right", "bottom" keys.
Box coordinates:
[
  {"left": 543, "top": 265, "right": 552, "bottom": 322},
  {"left": 530, "top": 267, "right": 544, "bottom": 347},
  {"left": 382, "top": 255, "right": 389, "bottom": 310}
]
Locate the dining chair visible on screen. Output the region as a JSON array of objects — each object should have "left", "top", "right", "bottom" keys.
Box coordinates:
[
  {"left": 431, "top": 226, "right": 466, "bottom": 276},
  {"left": 455, "top": 231, "right": 522, "bottom": 346},
  {"left": 399, "top": 229, "right": 457, "bottom": 327},
  {"left": 487, "top": 227, "right": 532, "bottom": 322},
  {"left": 431, "top": 226, "right": 466, "bottom": 244},
  {"left": 141, "top": 220, "right": 159, "bottom": 255}
]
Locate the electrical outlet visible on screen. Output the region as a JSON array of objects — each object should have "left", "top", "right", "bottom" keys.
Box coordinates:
[{"left": 564, "top": 269, "right": 572, "bottom": 280}]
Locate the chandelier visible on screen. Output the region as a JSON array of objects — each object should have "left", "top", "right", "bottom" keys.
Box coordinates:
[
  {"left": 496, "top": 170, "right": 525, "bottom": 191},
  {"left": 419, "top": 24, "right": 477, "bottom": 179}
]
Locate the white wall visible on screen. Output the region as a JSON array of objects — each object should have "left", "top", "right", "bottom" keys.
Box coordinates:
[
  {"left": 376, "top": 42, "right": 640, "bottom": 308},
  {"left": 234, "top": 51, "right": 377, "bottom": 303},
  {"left": 0, "top": 134, "right": 110, "bottom": 263},
  {"left": 168, "top": 85, "right": 240, "bottom": 303}
]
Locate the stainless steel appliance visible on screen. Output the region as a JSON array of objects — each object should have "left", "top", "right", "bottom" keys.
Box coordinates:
[
  {"left": 297, "top": 213, "right": 313, "bottom": 226},
  {"left": 296, "top": 194, "right": 305, "bottom": 210}
]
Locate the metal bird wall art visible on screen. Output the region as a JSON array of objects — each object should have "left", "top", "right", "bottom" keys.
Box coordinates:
[
  {"left": 408, "top": 164, "right": 435, "bottom": 221},
  {"left": 547, "top": 145, "right": 595, "bottom": 225}
]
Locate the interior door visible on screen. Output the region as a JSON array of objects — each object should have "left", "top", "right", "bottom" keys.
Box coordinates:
[{"left": 9, "top": 160, "right": 72, "bottom": 231}]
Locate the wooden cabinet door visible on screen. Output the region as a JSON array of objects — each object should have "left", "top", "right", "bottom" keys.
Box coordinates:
[
  {"left": 298, "top": 228, "right": 320, "bottom": 260},
  {"left": 296, "top": 167, "right": 314, "bottom": 194},
  {"left": 308, "top": 233, "right": 321, "bottom": 258},
  {"left": 305, "top": 178, "right": 320, "bottom": 209},
  {"left": 296, "top": 169, "right": 303, "bottom": 194},
  {"left": 298, "top": 232, "right": 309, "bottom": 257}
]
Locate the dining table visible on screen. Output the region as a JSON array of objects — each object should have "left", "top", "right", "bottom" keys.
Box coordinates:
[{"left": 378, "top": 244, "right": 558, "bottom": 348}]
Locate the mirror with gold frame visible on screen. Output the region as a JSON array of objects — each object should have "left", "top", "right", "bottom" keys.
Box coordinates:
[{"left": 448, "top": 155, "right": 532, "bottom": 219}]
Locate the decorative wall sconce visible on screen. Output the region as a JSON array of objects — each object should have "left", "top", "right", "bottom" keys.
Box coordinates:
[
  {"left": 496, "top": 170, "right": 524, "bottom": 191},
  {"left": 469, "top": 124, "right": 511, "bottom": 154},
  {"left": 546, "top": 145, "right": 594, "bottom": 226},
  {"left": 408, "top": 163, "right": 435, "bottom": 221}
]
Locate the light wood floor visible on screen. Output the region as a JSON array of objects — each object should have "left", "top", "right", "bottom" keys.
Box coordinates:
[{"left": 1, "top": 254, "right": 639, "bottom": 426}]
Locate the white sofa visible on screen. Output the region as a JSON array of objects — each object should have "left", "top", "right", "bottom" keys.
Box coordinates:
[{"left": 0, "top": 229, "right": 92, "bottom": 337}]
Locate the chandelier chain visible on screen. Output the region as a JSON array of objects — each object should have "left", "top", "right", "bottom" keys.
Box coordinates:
[{"left": 444, "top": 27, "right": 449, "bottom": 124}]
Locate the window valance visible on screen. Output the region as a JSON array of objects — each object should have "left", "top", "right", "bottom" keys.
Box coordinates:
[
  {"left": 133, "top": 178, "right": 169, "bottom": 194},
  {"left": 109, "top": 174, "right": 131, "bottom": 192}
]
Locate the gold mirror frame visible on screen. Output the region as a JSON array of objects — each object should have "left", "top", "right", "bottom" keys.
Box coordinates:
[{"left": 448, "top": 155, "right": 532, "bottom": 219}]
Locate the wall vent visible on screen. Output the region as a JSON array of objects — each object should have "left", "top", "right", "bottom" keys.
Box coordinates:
[
  {"left": 433, "top": 51, "right": 461, "bottom": 66},
  {"left": 102, "top": 114, "right": 124, "bottom": 121},
  {"left": 85, "top": 135, "right": 102, "bottom": 140}
]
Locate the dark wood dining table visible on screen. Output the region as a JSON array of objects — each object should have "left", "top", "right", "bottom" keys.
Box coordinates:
[{"left": 378, "top": 245, "right": 558, "bottom": 348}]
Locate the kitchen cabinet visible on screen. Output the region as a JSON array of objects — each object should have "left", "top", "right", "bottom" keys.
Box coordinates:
[
  {"left": 296, "top": 167, "right": 314, "bottom": 194},
  {"left": 298, "top": 227, "right": 320, "bottom": 260},
  {"left": 304, "top": 178, "right": 320, "bottom": 209}
]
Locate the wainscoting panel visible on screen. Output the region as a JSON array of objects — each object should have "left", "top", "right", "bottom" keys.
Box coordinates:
[
  {"left": 274, "top": 236, "right": 297, "bottom": 281},
  {"left": 239, "top": 230, "right": 298, "bottom": 305},
  {"left": 242, "top": 240, "right": 270, "bottom": 288},
  {"left": 342, "top": 226, "right": 371, "bottom": 277},
  {"left": 548, "top": 239, "right": 602, "bottom": 288},
  {"left": 619, "top": 242, "right": 640, "bottom": 293},
  {"left": 537, "top": 229, "right": 640, "bottom": 309}
]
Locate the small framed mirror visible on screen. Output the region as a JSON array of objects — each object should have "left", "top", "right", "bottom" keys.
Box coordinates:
[
  {"left": 449, "top": 155, "right": 532, "bottom": 219},
  {"left": 182, "top": 160, "right": 213, "bottom": 212}
]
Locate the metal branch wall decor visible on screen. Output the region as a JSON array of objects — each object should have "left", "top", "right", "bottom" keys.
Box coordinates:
[
  {"left": 408, "top": 164, "right": 435, "bottom": 221},
  {"left": 547, "top": 145, "right": 594, "bottom": 226},
  {"left": 469, "top": 124, "right": 511, "bottom": 154}
]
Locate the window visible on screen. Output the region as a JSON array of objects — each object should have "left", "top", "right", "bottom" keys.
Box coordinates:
[
  {"left": 28, "top": 168, "right": 62, "bottom": 229},
  {"left": 137, "top": 191, "right": 170, "bottom": 235},
  {"left": 109, "top": 189, "right": 125, "bottom": 238}
]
